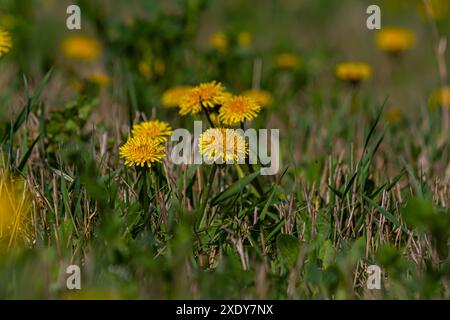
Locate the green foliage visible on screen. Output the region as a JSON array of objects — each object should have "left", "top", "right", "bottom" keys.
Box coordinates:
[{"left": 0, "top": 0, "right": 448, "bottom": 300}]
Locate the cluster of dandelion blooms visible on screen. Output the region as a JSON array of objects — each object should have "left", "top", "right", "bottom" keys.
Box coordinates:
[
  {"left": 0, "top": 28, "right": 12, "bottom": 57},
  {"left": 199, "top": 128, "right": 247, "bottom": 163},
  {"left": 120, "top": 120, "right": 172, "bottom": 168}
]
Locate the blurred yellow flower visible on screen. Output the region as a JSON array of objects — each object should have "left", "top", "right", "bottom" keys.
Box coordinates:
[
  {"left": 385, "top": 107, "right": 402, "bottom": 124},
  {"left": 162, "top": 86, "right": 193, "bottom": 108},
  {"left": 132, "top": 120, "right": 173, "bottom": 142},
  {"left": 242, "top": 89, "right": 273, "bottom": 108},
  {"left": 219, "top": 95, "right": 261, "bottom": 125},
  {"left": 336, "top": 62, "right": 372, "bottom": 84},
  {"left": 0, "top": 28, "right": 12, "bottom": 57},
  {"left": 274, "top": 53, "right": 302, "bottom": 70},
  {"left": 139, "top": 60, "right": 151, "bottom": 78},
  {"left": 119, "top": 136, "right": 166, "bottom": 168},
  {"left": 0, "top": 169, "right": 32, "bottom": 247},
  {"left": 154, "top": 58, "right": 166, "bottom": 76},
  {"left": 87, "top": 72, "right": 111, "bottom": 87},
  {"left": 376, "top": 27, "right": 415, "bottom": 54},
  {"left": 179, "top": 81, "right": 229, "bottom": 116},
  {"left": 209, "top": 32, "right": 229, "bottom": 52},
  {"left": 237, "top": 31, "right": 252, "bottom": 48},
  {"left": 199, "top": 128, "right": 247, "bottom": 163},
  {"left": 61, "top": 35, "right": 101, "bottom": 61},
  {"left": 429, "top": 86, "right": 450, "bottom": 109}
]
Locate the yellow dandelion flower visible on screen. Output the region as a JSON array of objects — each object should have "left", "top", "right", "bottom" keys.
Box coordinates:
[
  {"left": 274, "top": 53, "right": 302, "bottom": 70},
  {"left": 61, "top": 35, "right": 102, "bottom": 61},
  {"left": 429, "top": 86, "right": 450, "bottom": 110},
  {"left": 119, "top": 136, "right": 166, "bottom": 168},
  {"left": 0, "top": 169, "right": 33, "bottom": 247},
  {"left": 385, "top": 107, "right": 402, "bottom": 125},
  {"left": 209, "top": 32, "right": 228, "bottom": 52},
  {"left": 132, "top": 120, "right": 173, "bottom": 142},
  {"left": 237, "top": 31, "right": 252, "bottom": 48},
  {"left": 376, "top": 27, "right": 415, "bottom": 54},
  {"left": 242, "top": 89, "right": 273, "bottom": 108},
  {"left": 336, "top": 62, "right": 372, "bottom": 84},
  {"left": 154, "top": 58, "right": 166, "bottom": 76},
  {"left": 199, "top": 128, "right": 247, "bottom": 163},
  {"left": 179, "top": 81, "right": 229, "bottom": 116},
  {"left": 0, "top": 28, "right": 12, "bottom": 57},
  {"left": 162, "top": 86, "right": 193, "bottom": 109},
  {"left": 87, "top": 72, "right": 111, "bottom": 87},
  {"left": 139, "top": 60, "right": 151, "bottom": 78},
  {"left": 219, "top": 95, "right": 261, "bottom": 126}
]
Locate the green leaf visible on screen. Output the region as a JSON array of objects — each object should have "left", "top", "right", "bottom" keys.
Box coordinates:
[
  {"left": 342, "top": 171, "right": 358, "bottom": 199},
  {"left": 17, "top": 135, "right": 40, "bottom": 172},
  {"left": 276, "top": 234, "right": 301, "bottom": 269},
  {"left": 259, "top": 184, "right": 276, "bottom": 221},
  {"left": 363, "top": 195, "right": 406, "bottom": 231},
  {"left": 2, "top": 69, "right": 53, "bottom": 143},
  {"left": 362, "top": 97, "right": 387, "bottom": 154},
  {"left": 318, "top": 239, "right": 334, "bottom": 269},
  {"left": 402, "top": 197, "right": 434, "bottom": 230},
  {"left": 211, "top": 170, "right": 260, "bottom": 205}
]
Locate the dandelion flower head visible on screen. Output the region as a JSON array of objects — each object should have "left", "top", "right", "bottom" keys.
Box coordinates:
[
  {"left": 242, "top": 89, "right": 273, "bottom": 108},
  {"left": 199, "top": 128, "right": 247, "bottom": 163},
  {"left": 61, "top": 34, "right": 102, "bottom": 61},
  {"left": 274, "top": 53, "right": 302, "bottom": 70},
  {"left": 0, "top": 28, "right": 12, "bottom": 57},
  {"left": 119, "top": 136, "right": 166, "bottom": 168},
  {"left": 162, "top": 86, "right": 193, "bottom": 109},
  {"left": 132, "top": 120, "right": 173, "bottom": 142},
  {"left": 336, "top": 62, "right": 372, "bottom": 84},
  {"left": 179, "top": 81, "right": 229, "bottom": 116},
  {"left": 376, "top": 27, "right": 415, "bottom": 54},
  {"left": 218, "top": 95, "right": 261, "bottom": 126},
  {"left": 429, "top": 86, "right": 450, "bottom": 110},
  {"left": 209, "top": 32, "right": 229, "bottom": 52}
]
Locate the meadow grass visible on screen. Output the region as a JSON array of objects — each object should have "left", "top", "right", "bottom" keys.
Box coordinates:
[{"left": 0, "top": 0, "right": 449, "bottom": 299}]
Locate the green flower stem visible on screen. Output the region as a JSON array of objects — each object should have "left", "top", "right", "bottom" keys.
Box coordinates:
[
  {"left": 141, "top": 167, "right": 150, "bottom": 215},
  {"left": 202, "top": 106, "right": 215, "bottom": 128},
  {"left": 198, "top": 163, "right": 217, "bottom": 229}
]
